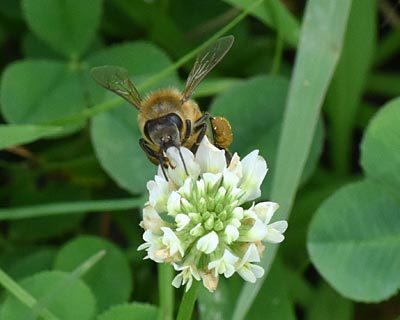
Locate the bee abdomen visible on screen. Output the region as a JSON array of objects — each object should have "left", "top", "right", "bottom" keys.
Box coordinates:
[{"left": 210, "top": 116, "right": 233, "bottom": 150}]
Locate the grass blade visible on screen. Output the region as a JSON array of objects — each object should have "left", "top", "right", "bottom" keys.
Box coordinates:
[
  {"left": 232, "top": 1, "right": 353, "bottom": 319},
  {"left": 0, "top": 268, "right": 60, "bottom": 320},
  {"left": 223, "top": 0, "right": 299, "bottom": 47},
  {"left": 0, "top": 197, "right": 146, "bottom": 220},
  {"left": 325, "top": 0, "right": 376, "bottom": 174}
]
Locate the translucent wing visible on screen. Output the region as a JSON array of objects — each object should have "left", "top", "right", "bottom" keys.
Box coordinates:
[
  {"left": 90, "top": 65, "right": 142, "bottom": 109},
  {"left": 182, "top": 35, "right": 234, "bottom": 102}
]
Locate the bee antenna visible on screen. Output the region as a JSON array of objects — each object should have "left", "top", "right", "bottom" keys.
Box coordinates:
[
  {"left": 158, "top": 156, "right": 169, "bottom": 182},
  {"left": 176, "top": 146, "right": 189, "bottom": 176},
  {"left": 160, "top": 164, "right": 169, "bottom": 182}
]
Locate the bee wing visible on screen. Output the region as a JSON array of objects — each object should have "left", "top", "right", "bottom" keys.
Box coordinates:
[
  {"left": 182, "top": 35, "right": 234, "bottom": 102},
  {"left": 90, "top": 65, "right": 142, "bottom": 109}
]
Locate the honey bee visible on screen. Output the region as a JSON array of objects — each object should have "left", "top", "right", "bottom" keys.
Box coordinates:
[{"left": 91, "top": 36, "right": 234, "bottom": 179}]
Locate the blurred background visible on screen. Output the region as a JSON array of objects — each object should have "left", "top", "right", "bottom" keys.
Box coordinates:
[{"left": 0, "top": 0, "right": 399, "bottom": 319}]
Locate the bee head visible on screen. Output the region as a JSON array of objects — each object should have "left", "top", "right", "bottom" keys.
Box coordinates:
[{"left": 145, "top": 113, "right": 183, "bottom": 151}]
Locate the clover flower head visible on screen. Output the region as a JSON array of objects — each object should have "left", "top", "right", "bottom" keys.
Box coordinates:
[{"left": 138, "top": 137, "right": 287, "bottom": 292}]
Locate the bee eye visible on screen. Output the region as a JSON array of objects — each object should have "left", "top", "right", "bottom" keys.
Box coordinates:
[{"left": 165, "top": 113, "right": 183, "bottom": 131}]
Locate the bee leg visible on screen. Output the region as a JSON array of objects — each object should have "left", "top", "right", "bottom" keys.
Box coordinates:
[
  {"left": 194, "top": 112, "right": 210, "bottom": 126},
  {"left": 224, "top": 150, "right": 232, "bottom": 165},
  {"left": 182, "top": 120, "right": 192, "bottom": 144},
  {"left": 139, "top": 139, "right": 169, "bottom": 181},
  {"left": 190, "top": 123, "right": 207, "bottom": 154}
]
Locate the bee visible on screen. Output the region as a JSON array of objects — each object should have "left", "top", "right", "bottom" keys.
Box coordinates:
[{"left": 91, "top": 36, "right": 234, "bottom": 180}]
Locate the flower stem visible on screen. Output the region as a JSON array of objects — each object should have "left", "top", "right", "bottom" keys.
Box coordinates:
[
  {"left": 158, "top": 264, "right": 174, "bottom": 320},
  {"left": 176, "top": 281, "right": 200, "bottom": 320}
]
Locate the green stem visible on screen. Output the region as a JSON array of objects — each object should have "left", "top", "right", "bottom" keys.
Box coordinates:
[
  {"left": 0, "top": 268, "right": 60, "bottom": 320},
  {"left": 176, "top": 281, "right": 200, "bottom": 320},
  {"left": 158, "top": 264, "right": 174, "bottom": 320}
]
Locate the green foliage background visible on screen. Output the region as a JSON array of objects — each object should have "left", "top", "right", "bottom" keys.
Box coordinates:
[{"left": 0, "top": 0, "right": 399, "bottom": 319}]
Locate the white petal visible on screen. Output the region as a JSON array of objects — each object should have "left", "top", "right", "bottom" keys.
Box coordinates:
[
  {"left": 178, "top": 177, "right": 193, "bottom": 197},
  {"left": 196, "top": 179, "right": 205, "bottom": 195},
  {"left": 243, "top": 208, "right": 257, "bottom": 220},
  {"left": 224, "top": 264, "right": 236, "bottom": 278},
  {"left": 185, "top": 277, "right": 193, "bottom": 292},
  {"left": 202, "top": 172, "right": 222, "bottom": 190},
  {"left": 264, "top": 228, "right": 285, "bottom": 243},
  {"left": 269, "top": 220, "right": 288, "bottom": 233},
  {"left": 254, "top": 202, "right": 279, "bottom": 224},
  {"left": 196, "top": 231, "right": 219, "bottom": 254},
  {"left": 250, "top": 264, "right": 264, "bottom": 278},
  {"left": 232, "top": 207, "right": 244, "bottom": 220},
  {"left": 167, "top": 191, "right": 181, "bottom": 216},
  {"left": 237, "top": 265, "right": 256, "bottom": 283},
  {"left": 195, "top": 136, "right": 227, "bottom": 174},
  {"left": 240, "top": 150, "right": 268, "bottom": 202},
  {"left": 222, "top": 169, "right": 239, "bottom": 189},
  {"left": 172, "top": 273, "right": 183, "bottom": 288},
  {"left": 137, "top": 242, "right": 150, "bottom": 251},
  {"left": 161, "top": 227, "right": 184, "bottom": 256},
  {"left": 240, "top": 244, "right": 261, "bottom": 266},
  {"left": 230, "top": 218, "right": 241, "bottom": 228},
  {"left": 239, "top": 219, "right": 267, "bottom": 242},
  {"left": 223, "top": 249, "right": 239, "bottom": 265},
  {"left": 147, "top": 176, "right": 170, "bottom": 212},
  {"left": 175, "top": 214, "right": 191, "bottom": 231},
  {"left": 166, "top": 147, "right": 200, "bottom": 186},
  {"left": 227, "top": 152, "right": 242, "bottom": 178},
  {"left": 224, "top": 224, "right": 239, "bottom": 244},
  {"left": 208, "top": 250, "right": 238, "bottom": 278},
  {"left": 141, "top": 206, "right": 164, "bottom": 233}
]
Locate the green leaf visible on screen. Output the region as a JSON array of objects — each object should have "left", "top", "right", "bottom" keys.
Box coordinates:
[
  {"left": 22, "top": 0, "right": 103, "bottom": 58},
  {"left": 374, "top": 27, "right": 400, "bottom": 67},
  {"left": 1, "top": 271, "right": 96, "bottom": 320},
  {"left": 325, "top": 0, "right": 376, "bottom": 173},
  {"left": 54, "top": 235, "right": 132, "bottom": 312},
  {"left": 307, "top": 283, "right": 353, "bottom": 320},
  {"left": 9, "top": 215, "right": 84, "bottom": 241},
  {"left": 281, "top": 170, "right": 351, "bottom": 268},
  {"left": 246, "top": 260, "right": 295, "bottom": 320},
  {"left": 8, "top": 248, "right": 56, "bottom": 280},
  {"left": 223, "top": 0, "right": 299, "bottom": 47},
  {"left": 198, "top": 277, "right": 242, "bottom": 320},
  {"left": 233, "top": 1, "right": 353, "bottom": 318},
  {"left": 91, "top": 104, "right": 154, "bottom": 194},
  {"left": 0, "top": 0, "right": 22, "bottom": 20},
  {"left": 366, "top": 72, "right": 400, "bottom": 97},
  {"left": 209, "top": 75, "right": 324, "bottom": 196},
  {"left": 361, "top": 98, "right": 400, "bottom": 190},
  {"left": 0, "top": 269, "right": 59, "bottom": 320},
  {"left": 87, "top": 41, "right": 180, "bottom": 92},
  {"left": 0, "top": 197, "right": 144, "bottom": 220},
  {"left": 22, "top": 33, "right": 63, "bottom": 60},
  {"left": 308, "top": 180, "right": 400, "bottom": 302},
  {"left": 0, "top": 60, "right": 86, "bottom": 130},
  {"left": 6, "top": 168, "right": 88, "bottom": 241},
  {"left": 97, "top": 303, "right": 158, "bottom": 320},
  {"left": 0, "top": 125, "right": 63, "bottom": 150}
]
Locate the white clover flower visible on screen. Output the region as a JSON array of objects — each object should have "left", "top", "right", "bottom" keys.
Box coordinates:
[{"left": 138, "top": 137, "right": 287, "bottom": 292}]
